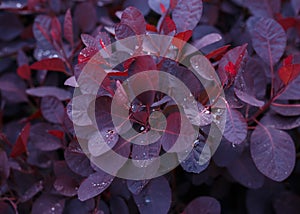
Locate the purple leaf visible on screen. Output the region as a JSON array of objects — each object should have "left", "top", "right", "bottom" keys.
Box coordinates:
[
  {"left": 260, "top": 112, "right": 300, "bottom": 130},
  {"left": 245, "top": 0, "right": 280, "bottom": 18},
  {"left": 0, "top": 73, "right": 28, "bottom": 103},
  {"left": 227, "top": 150, "right": 264, "bottom": 189},
  {"left": 41, "top": 96, "right": 65, "bottom": 124},
  {"left": 110, "top": 196, "right": 130, "bottom": 214},
  {"left": 234, "top": 65, "right": 265, "bottom": 107},
  {"left": 26, "top": 86, "right": 71, "bottom": 101},
  {"left": 81, "top": 34, "right": 96, "bottom": 47},
  {"left": 133, "top": 176, "right": 171, "bottom": 214},
  {"left": 121, "top": 7, "right": 146, "bottom": 35},
  {"left": 247, "top": 16, "right": 286, "bottom": 66},
  {"left": 276, "top": 75, "right": 300, "bottom": 100},
  {"left": 271, "top": 102, "right": 300, "bottom": 116},
  {"left": 19, "top": 180, "right": 43, "bottom": 203},
  {"left": 212, "top": 139, "right": 244, "bottom": 167},
  {"left": 192, "top": 33, "right": 222, "bottom": 50},
  {"left": 250, "top": 125, "right": 296, "bottom": 181},
  {"left": 223, "top": 107, "right": 247, "bottom": 145},
  {"left": 127, "top": 179, "right": 149, "bottom": 195},
  {"left": 148, "top": 0, "right": 170, "bottom": 14},
  {"left": 0, "top": 150, "right": 9, "bottom": 184},
  {"left": 291, "top": 0, "right": 300, "bottom": 14},
  {"left": 31, "top": 194, "right": 65, "bottom": 214},
  {"left": 30, "top": 123, "right": 62, "bottom": 151},
  {"left": 78, "top": 170, "right": 114, "bottom": 201},
  {"left": 172, "top": 0, "right": 203, "bottom": 33},
  {"left": 74, "top": 2, "right": 97, "bottom": 32},
  {"left": 115, "top": 23, "right": 136, "bottom": 40},
  {"left": 64, "top": 198, "right": 95, "bottom": 214},
  {"left": 184, "top": 196, "right": 221, "bottom": 214},
  {"left": 124, "top": 0, "right": 150, "bottom": 16},
  {"left": 0, "top": 12, "right": 23, "bottom": 41},
  {"left": 179, "top": 137, "right": 210, "bottom": 173},
  {"left": 217, "top": 44, "right": 248, "bottom": 86},
  {"left": 64, "top": 140, "right": 94, "bottom": 177},
  {"left": 64, "top": 9, "right": 74, "bottom": 46}
]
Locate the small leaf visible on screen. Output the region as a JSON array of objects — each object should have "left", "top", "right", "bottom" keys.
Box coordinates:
[
  {"left": 17, "top": 64, "right": 31, "bottom": 80},
  {"left": 184, "top": 196, "right": 221, "bottom": 214},
  {"left": 247, "top": 16, "right": 286, "bottom": 66},
  {"left": 41, "top": 96, "right": 65, "bottom": 124},
  {"left": 250, "top": 125, "right": 296, "bottom": 182},
  {"left": 172, "top": 0, "right": 203, "bottom": 32},
  {"left": 78, "top": 171, "right": 114, "bottom": 201},
  {"left": 271, "top": 102, "right": 300, "bottom": 116},
  {"left": 133, "top": 176, "right": 171, "bottom": 214},
  {"left": 121, "top": 6, "right": 146, "bottom": 35},
  {"left": 64, "top": 9, "right": 74, "bottom": 46},
  {"left": 31, "top": 194, "right": 65, "bottom": 214},
  {"left": 30, "top": 58, "right": 66, "bottom": 73},
  {"left": 10, "top": 123, "right": 30, "bottom": 158}
]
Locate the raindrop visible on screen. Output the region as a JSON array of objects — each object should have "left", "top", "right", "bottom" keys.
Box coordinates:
[
  {"left": 51, "top": 207, "right": 55, "bottom": 211},
  {"left": 232, "top": 143, "right": 236, "bottom": 148},
  {"left": 144, "top": 196, "right": 151, "bottom": 204},
  {"left": 140, "top": 126, "right": 145, "bottom": 132}
]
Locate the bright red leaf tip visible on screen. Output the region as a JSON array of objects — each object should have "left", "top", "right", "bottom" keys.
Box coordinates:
[
  {"left": 10, "top": 123, "right": 30, "bottom": 158},
  {"left": 48, "top": 130, "right": 64, "bottom": 139},
  {"left": 99, "top": 39, "right": 107, "bottom": 50},
  {"left": 278, "top": 64, "right": 300, "bottom": 85},
  {"left": 225, "top": 61, "right": 237, "bottom": 76},
  {"left": 283, "top": 55, "right": 293, "bottom": 66},
  {"left": 172, "top": 30, "right": 193, "bottom": 50},
  {"left": 160, "top": 3, "right": 167, "bottom": 14},
  {"left": 146, "top": 24, "right": 158, "bottom": 32}
]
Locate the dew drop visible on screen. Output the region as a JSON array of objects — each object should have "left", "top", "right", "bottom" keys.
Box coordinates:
[
  {"left": 140, "top": 126, "right": 145, "bottom": 132},
  {"left": 144, "top": 196, "right": 151, "bottom": 204}
]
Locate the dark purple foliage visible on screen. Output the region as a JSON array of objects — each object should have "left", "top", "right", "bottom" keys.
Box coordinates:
[{"left": 0, "top": 0, "right": 300, "bottom": 213}]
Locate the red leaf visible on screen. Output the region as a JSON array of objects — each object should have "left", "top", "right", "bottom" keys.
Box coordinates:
[
  {"left": 146, "top": 24, "right": 158, "bottom": 32},
  {"left": 10, "top": 123, "right": 31, "bottom": 158},
  {"left": 283, "top": 55, "right": 293, "bottom": 66},
  {"left": 278, "top": 64, "right": 300, "bottom": 85},
  {"left": 17, "top": 64, "right": 31, "bottom": 80},
  {"left": 205, "top": 45, "right": 231, "bottom": 60},
  {"left": 50, "top": 17, "right": 62, "bottom": 44},
  {"left": 225, "top": 61, "right": 236, "bottom": 76},
  {"left": 64, "top": 9, "right": 74, "bottom": 46},
  {"left": 276, "top": 14, "right": 296, "bottom": 31},
  {"left": 160, "top": 3, "right": 167, "bottom": 13},
  {"left": 172, "top": 30, "right": 193, "bottom": 50},
  {"left": 48, "top": 130, "right": 64, "bottom": 139},
  {"left": 30, "top": 58, "right": 66, "bottom": 72},
  {"left": 160, "top": 16, "right": 176, "bottom": 35}
]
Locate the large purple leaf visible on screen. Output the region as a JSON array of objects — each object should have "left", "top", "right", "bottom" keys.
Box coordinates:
[
  {"left": 247, "top": 17, "right": 286, "bottom": 66},
  {"left": 227, "top": 150, "right": 264, "bottom": 189},
  {"left": 184, "top": 196, "right": 221, "bottom": 214},
  {"left": 31, "top": 194, "right": 65, "bottom": 214},
  {"left": 41, "top": 96, "right": 65, "bottom": 124},
  {"left": 172, "top": 0, "right": 203, "bottom": 33},
  {"left": 245, "top": 0, "right": 280, "bottom": 18},
  {"left": 223, "top": 107, "right": 247, "bottom": 145},
  {"left": 78, "top": 170, "right": 114, "bottom": 201},
  {"left": 250, "top": 125, "right": 296, "bottom": 181},
  {"left": 133, "top": 176, "right": 171, "bottom": 214},
  {"left": 26, "top": 86, "right": 71, "bottom": 101}
]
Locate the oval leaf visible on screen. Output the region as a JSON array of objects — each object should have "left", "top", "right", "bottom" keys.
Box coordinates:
[
  {"left": 250, "top": 125, "right": 296, "bottom": 181},
  {"left": 184, "top": 196, "right": 221, "bottom": 214}
]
